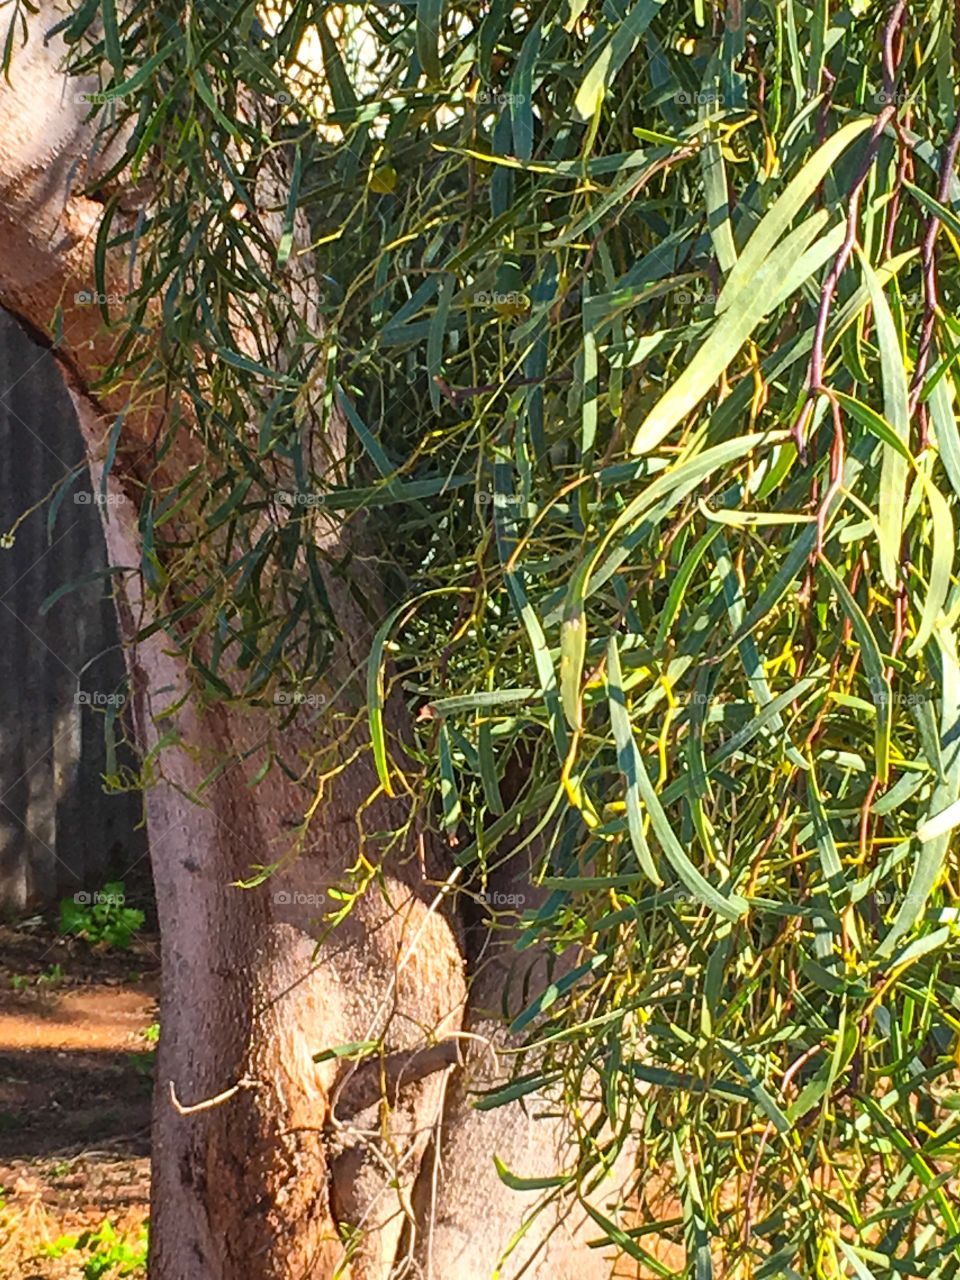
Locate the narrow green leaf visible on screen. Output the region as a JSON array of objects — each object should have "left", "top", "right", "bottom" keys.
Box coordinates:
[
  {"left": 317, "top": 15, "right": 358, "bottom": 110},
  {"left": 335, "top": 385, "right": 394, "bottom": 478},
  {"left": 835, "top": 391, "right": 954, "bottom": 653},
  {"left": 493, "top": 1155, "right": 569, "bottom": 1191},
  {"left": 701, "top": 135, "right": 737, "bottom": 275},
  {"left": 631, "top": 211, "right": 839, "bottom": 454},
  {"left": 510, "top": 955, "right": 608, "bottom": 1033},
  {"left": 101, "top": 0, "right": 123, "bottom": 74},
  {"left": 878, "top": 631, "right": 960, "bottom": 956},
  {"left": 859, "top": 250, "right": 911, "bottom": 589},
  {"left": 509, "top": 19, "right": 541, "bottom": 161},
  {"left": 608, "top": 638, "right": 747, "bottom": 921},
  {"left": 905, "top": 179, "right": 960, "bottom": 243},
  {"left": 472, "top": 1072, "right": 556, "bottom": 1112},
  {"left": 806, "top": 762, "right": 847, "bottom": 908},
  {"left": 560, "top": 558, "right": 591, "bottom": 731},
  {"left": 654, "top": 525, "right": 721, "bottom": 649},
  {"left": 313, "top": 1040, "right": 380, "bottom": 1063},
  {"left": 478, "top": 722, "right": 504, "bottom": 815},
  {"left": 427, "top": 274, "right": 453, "bottom": 413},
  {"left": 215, "top": 347, "right": 293, "bottom": 384},
  {"left": 573, "top": 0, "right": 666, "bottom": 122},
  {"left": 438, "top": 723, "right": 461, "bottom": 832},
  {"left": 277, "top": 147, "right": 302, "bottom": 269},
  {"left": 416, "top": 0, "right": 443, "bottom": 83},
  {"left": 427, "top": 688, "right": 536, "bottom": 714},
  {"left": 606, "top": 637, "right": 663, "bottom": 886},
  {"left": 367, "top": 607, "right": 403, "bottom": 798},
  {"left": 927, "top": 365, "right": 960, "bottom": 503},
  {"left": 819, "top": 558, "right": 892, "bottom": 783},
  {"left": 717, "top": 117, "right": 873, "bottom": 311}
]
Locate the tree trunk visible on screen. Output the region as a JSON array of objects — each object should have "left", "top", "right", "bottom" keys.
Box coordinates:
[
  {"left": 71, "top": 374, "right": 469, "bottom": 1280},
  {"left": 0, "top": 21, "right": 465, "bottom": 1276},
  {"left": 0, "top": 11, "right": 633, "bottom": 1279}
]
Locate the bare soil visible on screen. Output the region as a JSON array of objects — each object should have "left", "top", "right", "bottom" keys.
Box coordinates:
[{"left": 0, "top": 918, "right": 157, "bottom": 1278}]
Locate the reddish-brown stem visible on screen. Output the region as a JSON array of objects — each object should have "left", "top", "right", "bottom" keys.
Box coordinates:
[
  {"left": 793, "top": 0, "right": 907, "bottom": 462},
  {"left": 743, "top": 1040, "right": 825, "bottom": 1241},
  {"left": 815, "top": 394, "right": 846, "bottom": 557},
  {"left": 909, "top": 110, "right": 960, "bottom": 419}
]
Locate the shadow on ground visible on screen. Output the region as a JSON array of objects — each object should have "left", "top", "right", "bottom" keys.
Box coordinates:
[{"left": 0, "top": 918, "right": 157, "bottom": 1276}]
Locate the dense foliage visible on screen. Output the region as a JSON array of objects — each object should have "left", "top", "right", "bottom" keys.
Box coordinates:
[{"left": 23, "top": 0, "right": 960, "bottom": 1272}]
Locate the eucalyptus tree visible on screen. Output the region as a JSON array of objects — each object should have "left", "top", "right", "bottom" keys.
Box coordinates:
[{"left": 1, "top": 0, "right": 960, "bottom": 1277}]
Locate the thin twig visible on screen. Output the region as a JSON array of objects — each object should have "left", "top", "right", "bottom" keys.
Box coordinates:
[{"left": 168, "top": 1076, "right": 262, "bottom": 1115}]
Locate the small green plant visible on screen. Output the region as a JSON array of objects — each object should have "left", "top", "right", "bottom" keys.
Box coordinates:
[
  {"left": 11, "top": 963, "right": 66, "bottom": 989},
  {"left": 58, "top": 882, "right": 144, "bottom": 950},
  {"left": 127, "top": 1021, "right": 160, "bottom": 1077},
  {"left": 42, "top": 1219, "right": 147, "bottom": 1278},
  {"left": 127, "top": 1050, "right": 155, "bottom": 1079}
]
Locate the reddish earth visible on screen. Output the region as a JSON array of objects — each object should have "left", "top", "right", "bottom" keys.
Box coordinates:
[{"left": 0, "top": 919, "right": 157, "bottom": 1277}]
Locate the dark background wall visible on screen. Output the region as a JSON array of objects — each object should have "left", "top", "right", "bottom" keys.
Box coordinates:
[{"left": 0, "top": 309, "right": 146, "bottom": 912}]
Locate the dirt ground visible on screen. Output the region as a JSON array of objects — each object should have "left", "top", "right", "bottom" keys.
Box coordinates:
[{"left": 0, "top": 917, "right": 157, "bottom": 1278}]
